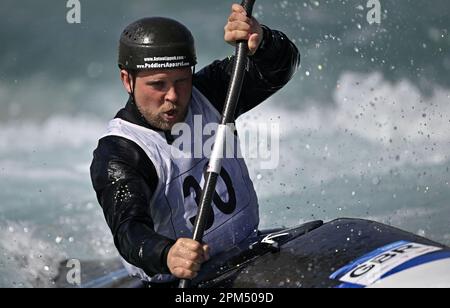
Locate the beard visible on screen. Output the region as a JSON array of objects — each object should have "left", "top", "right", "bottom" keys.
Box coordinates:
[{"left": 137, "top": 102, "right": 188, "bottom": 131}]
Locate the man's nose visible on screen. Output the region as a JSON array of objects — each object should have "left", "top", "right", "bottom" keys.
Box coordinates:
[{"left": 165, "top": 85, "right": 178, "bottom": 103}]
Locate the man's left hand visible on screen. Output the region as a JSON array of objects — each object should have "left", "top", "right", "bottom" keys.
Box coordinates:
[{"left": 224, "top": 3, "right": 263, "bottom": 56}]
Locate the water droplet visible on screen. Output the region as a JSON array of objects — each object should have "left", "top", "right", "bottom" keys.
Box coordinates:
[
  {"left": 87, "top": 62, "right": 104, "bottom": 79},
  {"left": 372, "top": 177, "right": 380, "bottom": 185}
]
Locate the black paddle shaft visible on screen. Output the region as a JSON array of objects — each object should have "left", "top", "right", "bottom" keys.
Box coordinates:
[{"left": 178, "top": 0, "right": 256, "bottom": 289}]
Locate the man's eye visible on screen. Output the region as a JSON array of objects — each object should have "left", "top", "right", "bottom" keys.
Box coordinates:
[{"left": 149, "top": 81, "right": 165, "bottom": 89}]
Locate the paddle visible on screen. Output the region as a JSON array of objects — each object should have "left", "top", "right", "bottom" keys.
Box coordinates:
[{"left": 178, "top": 0, "right": 256, "bottom": 289}]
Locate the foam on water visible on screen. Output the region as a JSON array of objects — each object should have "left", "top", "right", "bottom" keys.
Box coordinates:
[
  {"left": 1, "top": 73, "right": 450, "bottom": 286},
  {"left": 0, "top": 222, "right": 64, "bottom": 288},
  {"left": 238, "top": 72, "right": 450, "bottom": 242},
  {"left": 1, "top": 0, "right": 450, "bottom": 288},
  {"left": 0, "top": 115, "right": 118, "bottom": 286}
]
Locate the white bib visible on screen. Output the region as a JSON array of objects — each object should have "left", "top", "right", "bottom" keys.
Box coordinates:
[{"left": 104, "top": 87, "right": 259, "bottom": 282}]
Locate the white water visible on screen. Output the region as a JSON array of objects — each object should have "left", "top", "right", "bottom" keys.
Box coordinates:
[
  {"left": 1, "top": 71, "right": 449, "bottom": 287},
  {"left": 1, "top": 0, "right": 450, "bottom": 287}
]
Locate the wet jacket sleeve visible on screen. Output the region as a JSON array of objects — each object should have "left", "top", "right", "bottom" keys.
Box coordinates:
[
  {"left": 90, "top": 136, "right": 175, "bottom": 276},
  {"left": 193, "top": 25, "right": 300, "bottom": 118}
]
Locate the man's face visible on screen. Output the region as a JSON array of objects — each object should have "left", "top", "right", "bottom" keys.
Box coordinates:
[{"left": 123, "top": 67, "right": 193, "bottom": 131}]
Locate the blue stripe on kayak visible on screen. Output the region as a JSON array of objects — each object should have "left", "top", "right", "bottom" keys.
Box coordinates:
[
  {"left": 330, "top": 241, "right": 410, "bottom": 279},
  {"left": 336, "top": 282, "right": 365, "bottom": 289},
  {"left": 380, "top": 250, "right": 450, "bottom": 280},
  {"left": 80, "top": 268, "right": 130, "bottom": 288}
]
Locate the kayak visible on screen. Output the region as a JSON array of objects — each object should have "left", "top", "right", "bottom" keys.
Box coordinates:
[
  {"left": 64, "top": 218, "right": 450, "bottom": 288},
  {"left": 193, "top": 218, "right": 450, "bottom": 288}
]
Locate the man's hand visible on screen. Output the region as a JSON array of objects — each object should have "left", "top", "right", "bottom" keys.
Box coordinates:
[
  {"left": 167, "top": 238, "right": 210, "bottom": 279},
  {"left": 224, "top": 3, "right": 263, "bottom": 55}
]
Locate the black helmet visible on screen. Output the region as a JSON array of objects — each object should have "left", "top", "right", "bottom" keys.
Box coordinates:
[{"left": 118, "top": 17, "right": 197, "bottom": 71}]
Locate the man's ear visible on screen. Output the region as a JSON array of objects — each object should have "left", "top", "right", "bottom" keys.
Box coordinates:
[{"left": 120, "top": 69, "right": 133, "bottom": 94}]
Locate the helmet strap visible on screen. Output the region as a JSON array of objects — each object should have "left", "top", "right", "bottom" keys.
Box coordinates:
[{"left": 127, "top": 70, "right": 137, "bottom": 101}]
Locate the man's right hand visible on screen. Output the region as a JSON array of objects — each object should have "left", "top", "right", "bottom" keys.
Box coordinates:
[{"left": 167, "top": 238, "right": 210, "bottom": 279}]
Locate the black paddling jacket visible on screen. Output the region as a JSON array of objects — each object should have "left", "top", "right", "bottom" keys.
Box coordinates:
[{"left": 90, "top": 26, "right": 300, "bottom": 277}]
